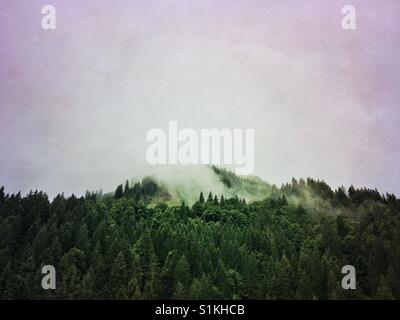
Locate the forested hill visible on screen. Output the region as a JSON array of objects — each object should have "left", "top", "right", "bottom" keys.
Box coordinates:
[
  {"left": 0, "top": 169, "right": 399, "bottom": 299},
  {"left": 99, "top": 166, "right": 273, "bottom": 206}
]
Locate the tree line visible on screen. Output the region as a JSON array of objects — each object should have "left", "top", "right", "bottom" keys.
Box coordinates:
[{"left": 0, "top": 176, "right": 399, "bottom": 299}]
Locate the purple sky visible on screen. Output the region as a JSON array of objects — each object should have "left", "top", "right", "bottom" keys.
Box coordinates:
[{"left": 0, "top": 0, "right": 399, "bottom": 198}]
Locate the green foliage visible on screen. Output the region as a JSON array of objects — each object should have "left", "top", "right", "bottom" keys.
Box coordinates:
[
  {"left": 114, "top": 184, "right": 123, "bottom": 200},
  {"left": 0, "top": 178, "right": 399, "bottom": 299}
]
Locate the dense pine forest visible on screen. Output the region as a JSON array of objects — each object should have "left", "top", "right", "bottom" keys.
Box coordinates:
[{"left": 1, "top": 169, "right": 400, "bottom": 299}]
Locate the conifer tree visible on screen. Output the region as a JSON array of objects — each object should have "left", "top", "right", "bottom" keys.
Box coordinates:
[
  {"left": 199, "top": 192, "right": 205, "bottom": 204},
  {"left": 114, "top": 184, "right": 123, "bottom": 199}
]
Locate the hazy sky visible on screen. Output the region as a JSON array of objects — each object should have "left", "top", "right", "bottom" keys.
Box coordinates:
[{"left": 0, "top": 0, "right": 399, "bottom": 198}]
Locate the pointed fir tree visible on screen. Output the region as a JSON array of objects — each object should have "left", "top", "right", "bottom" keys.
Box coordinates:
[
  {"left": 199, "top": 192, "right": 205, "bottom": 204},
  {"left": 115, "top": 184, "right": 123, "bottom": 199}
]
